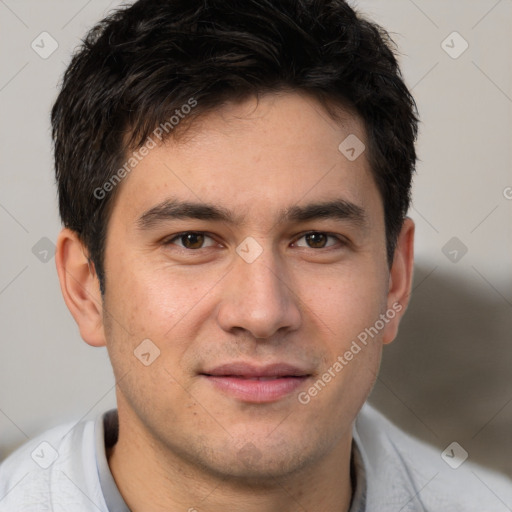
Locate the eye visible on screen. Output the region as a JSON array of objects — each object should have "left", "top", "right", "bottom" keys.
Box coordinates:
[
  {"left": 165, "top": 232, "right": 217, "bottom": 250},
  {"left": 293, "top": 232, "right": 344, "bottom": 249}
]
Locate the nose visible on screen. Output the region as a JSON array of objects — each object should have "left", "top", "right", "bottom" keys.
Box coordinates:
[{"left": 216, "top": 245, "right": 302, "bottom": 340}]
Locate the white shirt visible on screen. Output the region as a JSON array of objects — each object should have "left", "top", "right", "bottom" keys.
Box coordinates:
[{"left": 0, "top": 403, "right": 511, "bottom": 511}]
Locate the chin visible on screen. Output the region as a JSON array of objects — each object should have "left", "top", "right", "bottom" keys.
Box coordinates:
[{"left": 191, "top": 436, "right": 319, "bottom": 485}]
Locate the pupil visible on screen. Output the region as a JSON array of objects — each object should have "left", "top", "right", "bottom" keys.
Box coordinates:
[
  {"left": 183, "top": 233, "right": 204, "bottom": 249},
  {"left": 306, "top": 233, "right": 326, "bottom": 248}
]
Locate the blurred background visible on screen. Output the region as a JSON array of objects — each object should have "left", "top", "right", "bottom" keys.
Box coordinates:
[{"left": 1, "top": 0, "right": 511, "bottom": 480}]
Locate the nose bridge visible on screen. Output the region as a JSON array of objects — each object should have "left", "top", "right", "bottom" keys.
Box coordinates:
[
  {"left": 216, "top": 241, "right": 302, "bottom": 338},
  {"left": 241, "top": 253, "right": 285, "bottom": 303}
]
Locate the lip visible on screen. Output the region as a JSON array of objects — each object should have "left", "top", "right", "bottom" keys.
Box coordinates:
[{"left": 200, "top": 362, "right": 311, "bottom": 403}]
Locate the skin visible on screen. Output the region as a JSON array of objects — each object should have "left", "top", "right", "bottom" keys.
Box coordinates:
[{"left": 56, "top": 92, "right": 414, "bottom": 512}]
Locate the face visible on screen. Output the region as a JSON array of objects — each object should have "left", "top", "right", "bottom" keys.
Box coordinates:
[{"left": 100, "top": 93, "right": 399, "bottom": 481}]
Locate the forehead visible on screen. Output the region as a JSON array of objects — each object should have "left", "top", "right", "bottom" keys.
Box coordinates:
[{"left": 110, "top": 92, "right": 382, "bottom": 229}]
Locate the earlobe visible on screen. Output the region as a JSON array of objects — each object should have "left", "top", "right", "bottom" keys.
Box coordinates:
[
  {"left": 382, "top": 217, "right": 415, "bottom": 345},
  {"left": 55, "top": 228, "right": 106, "bottom": 347}
]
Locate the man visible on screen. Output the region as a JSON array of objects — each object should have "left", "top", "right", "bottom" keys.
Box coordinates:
[{"left": 1, "top": 0, "right": 511, "bottom": 510}]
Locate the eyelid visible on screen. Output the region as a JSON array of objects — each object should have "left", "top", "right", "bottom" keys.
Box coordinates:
[
  {"left": 164, "top": 231, "right": 219, "bottom": 249},
  {"left": 162, "top": 230, "right": 347, "bottom": 251},
  {"left": 291, "top": 231, "right": 347, "bottom": 248}
]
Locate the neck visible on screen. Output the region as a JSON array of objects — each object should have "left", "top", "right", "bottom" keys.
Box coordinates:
[{"left": 108, "top": 406, "right": 355, "bottom": 512}]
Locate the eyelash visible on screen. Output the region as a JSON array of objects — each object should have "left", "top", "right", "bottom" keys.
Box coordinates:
[{"left": 163, "top": 231, "right": 346, "bottom": 250}]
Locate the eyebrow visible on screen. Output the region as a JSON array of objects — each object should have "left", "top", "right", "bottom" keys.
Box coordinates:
[{"left": 137, "top": 198, "right": 368, "bottom": 230}]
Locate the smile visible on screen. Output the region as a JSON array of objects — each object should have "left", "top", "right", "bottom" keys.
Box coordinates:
[{"left": 200, "top": 362, "right": 312, "bottom": 403}]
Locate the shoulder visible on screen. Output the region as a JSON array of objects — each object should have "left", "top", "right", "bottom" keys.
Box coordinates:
[
  {"left": 0, "top": 414, "right": 108, "bottom": 512},
  {"left": 354, "top": 403, "right": 512, "bottom": 511}
]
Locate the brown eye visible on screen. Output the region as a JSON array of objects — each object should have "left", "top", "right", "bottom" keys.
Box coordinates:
[
  {"left": 293, "top": 232, "right": 344, "bottom": 249},
  {"left": 181, "top": 233, "right": 205, "bottom": 249},
  {"left": 166, "top": 232, "right": 216, "bottom": 250},
  {"left": 305, "top": 232, "right": 328, "bottom": 248}
]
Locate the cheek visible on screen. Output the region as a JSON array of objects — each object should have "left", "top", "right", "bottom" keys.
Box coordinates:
[
  {"left": 301, "top": 268, "right": 387, "bottom": 410},
  {"left": 106, "top": 254, "right": 207, "bottom": 335},
  {"left": 299, "top": 261, "right": 389, "bottom": 345}
]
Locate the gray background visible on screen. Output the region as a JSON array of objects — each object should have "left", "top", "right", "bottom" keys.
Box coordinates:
[{"left": 1, "top": 0, "right": 511, "bottom": 481}]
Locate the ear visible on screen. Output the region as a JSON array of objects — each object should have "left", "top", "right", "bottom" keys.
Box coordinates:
[
  {"left": 55, "top": 228, "right": 106, "bottom": 347},
  {"left": 382, "top": 217, "right": 415, "bottom": 345}
]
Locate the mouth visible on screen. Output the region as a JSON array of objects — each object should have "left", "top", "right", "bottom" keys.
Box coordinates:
[{"left": 200, "top": 362, "right": 312, "bottom": 403}]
